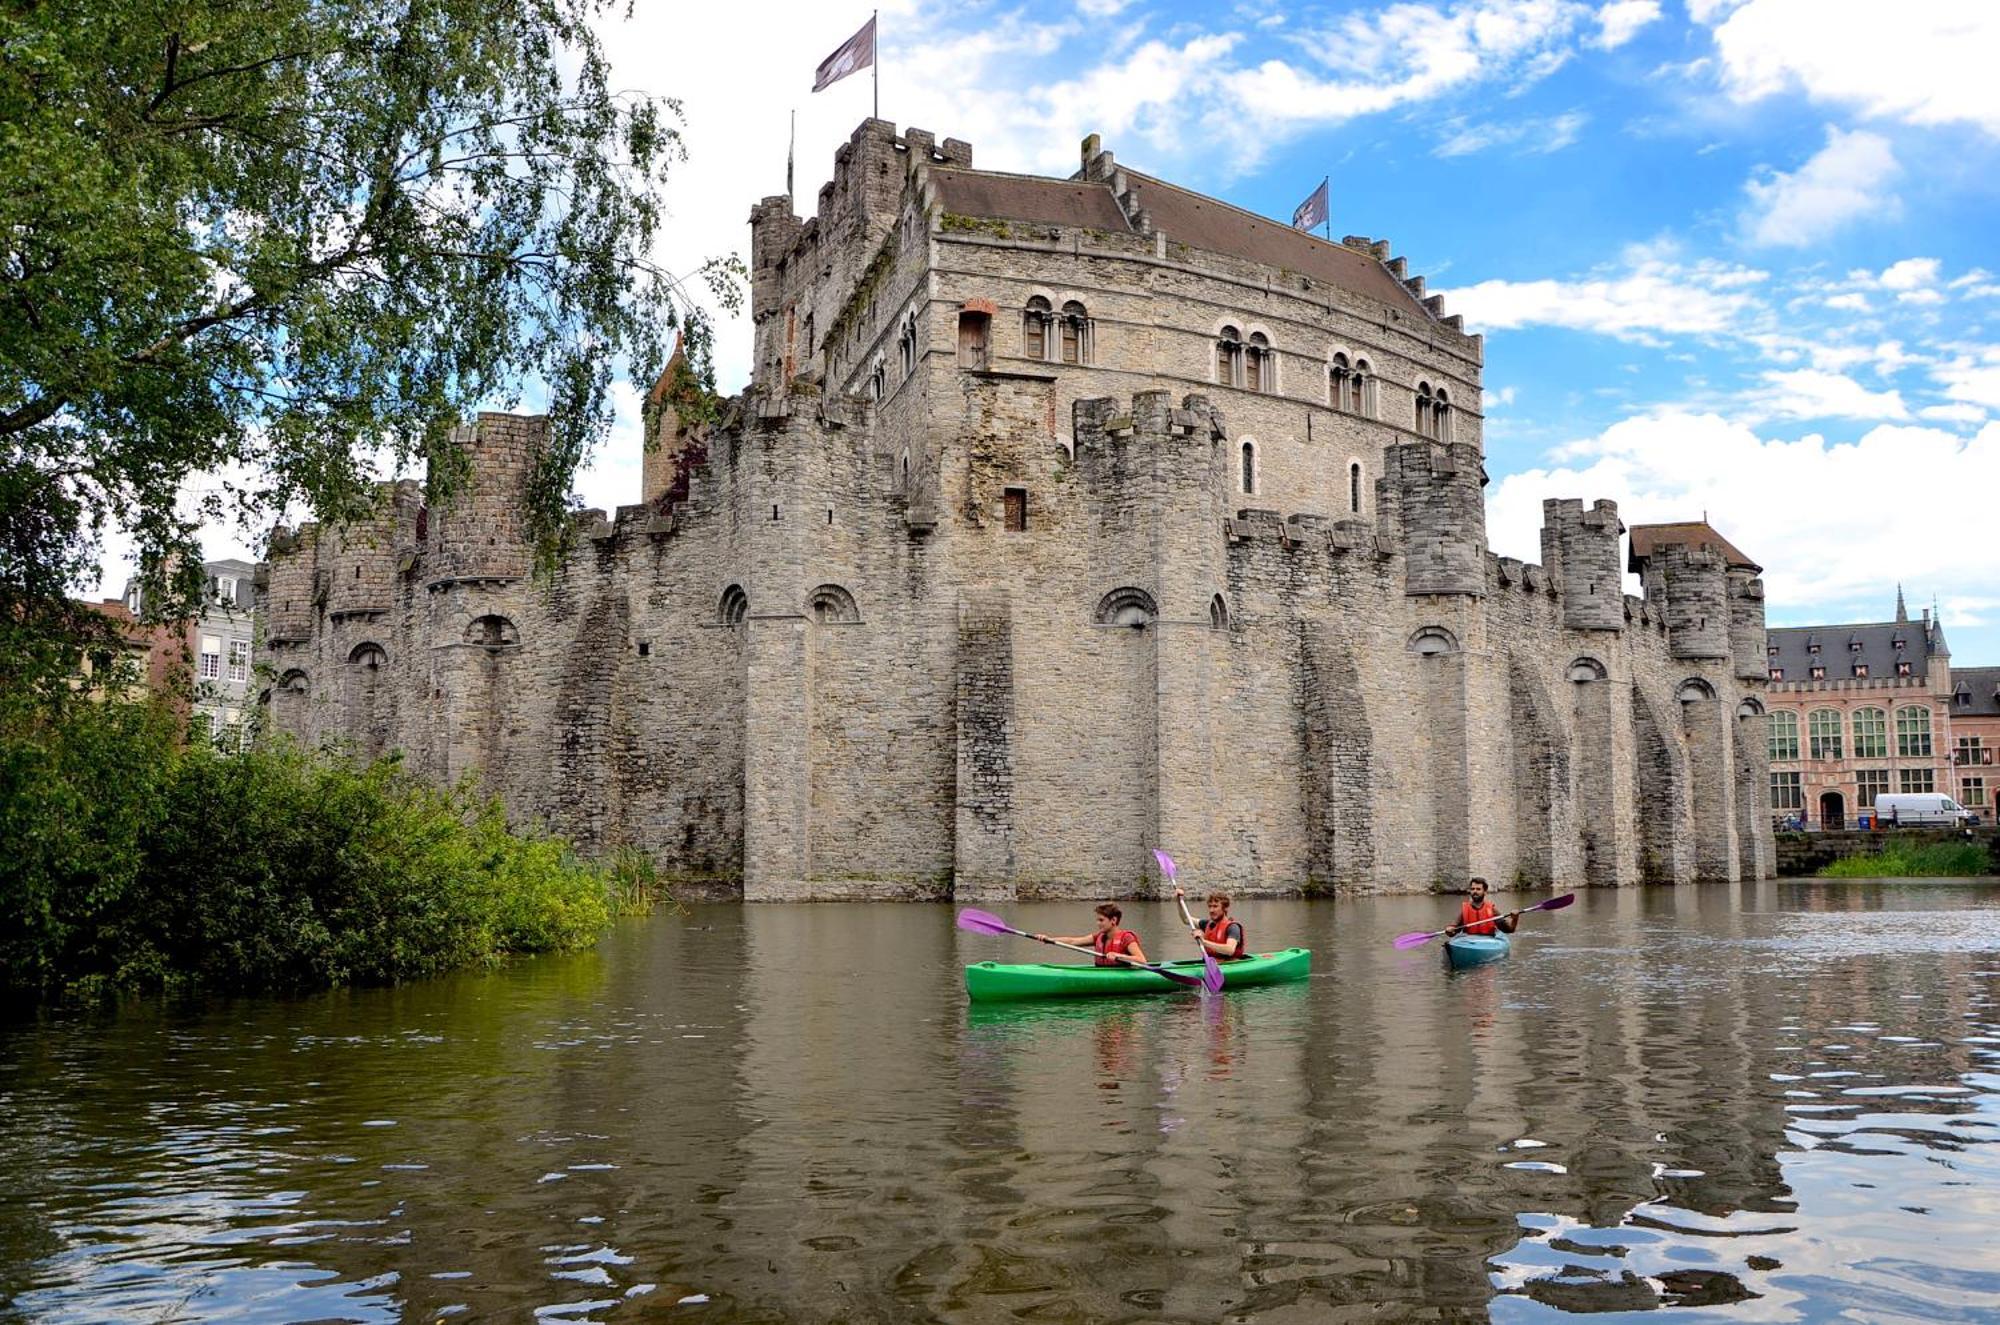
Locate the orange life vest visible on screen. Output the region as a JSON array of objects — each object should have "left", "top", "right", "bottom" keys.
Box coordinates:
[
  {"left": 1092, "top": 928, "right": 1140, "bottom": 967},
  {"left": 1200, "top": 914, "right": 1247, "bottom": 959},
  {"left": 1459, "top": 899, "right": 1501, "bottom": 936}
]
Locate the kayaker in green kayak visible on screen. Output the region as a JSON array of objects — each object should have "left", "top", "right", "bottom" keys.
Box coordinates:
[
  {"left": 1036, "top": 903, "right": 1151, "bottom": 967},
  {"left": 1445, "top": 877, "right": 1518, "bottom": 939},
  {"left": 1179, "top": 887, "right": 1248, "bottom": 960}
]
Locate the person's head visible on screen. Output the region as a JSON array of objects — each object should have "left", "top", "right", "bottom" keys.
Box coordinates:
[
  {"left": 1206, "top": 891, "right": 1231, "bottom": 920},
  {"left": 1094, "top": 902, "right": 1122, "bottom": 931},
  {"left": 1467, "top": 877, "right": 1488, "bottom": 903}
]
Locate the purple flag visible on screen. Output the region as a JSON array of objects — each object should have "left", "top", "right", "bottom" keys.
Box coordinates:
[
  {"left": 813, "top": 16, "right": 877, "bottom": 93},
  {"left": 1291, "top": 178, "right": 1329, "bottom": 232}
]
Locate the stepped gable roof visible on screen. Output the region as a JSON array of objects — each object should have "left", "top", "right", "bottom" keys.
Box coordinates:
[
  {"left": 1951, "top": 665, "right": 2000, "bottom": 717},
  {"left": 1765, "top": 619, "right": 1931, "bottom": 683},
  {"left": 927, "top": 165, "right": 1431, "bottom": 319},
  {"left": 1626, "top": 521, "right": 1760, "bottom": 574}
]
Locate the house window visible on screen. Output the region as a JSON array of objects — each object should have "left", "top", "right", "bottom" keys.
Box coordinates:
[
  {"left": 1768, "top": 644, "right": 1780, "bottom": 657},
  {"left": 957, "top": 310, "right": 990, "bottom": 370},
  {"left": 1330, "top": 353, "right": 1352, "bottom": 410},
  {"left": 1957, "top": 735, "right": 1987, "bottom": 766},
  {"left": 1769, "top": 668, "right": 1783, "bottom": 682},
  {"left": 1771, "top": 771, "right": 1803, "bottom": 810},
  {"left": 216, "top": 576, "right": 236, "bottom": 604},
  {"left": 1849, "top": 639, "right": 1862, "bottom": 652},
  {"left": 1808, "top": 709, "right": 1843, "bottom": 760},
  {"left": 1768, "top": 710, "right": 1799, "bottom": 761},
  {"left": 1245, "top": 332, "right": 1271, "bottom": 392},
  {"left": 1240, "top": 441, "right": 1255, "bottom": 495},
  {"left": 1896, "top": 660, "right": 1912, "bottom": 676},
  {"left": 1810, "top": 665, "right": 1826, "bottom": 681},
  {"left": 1807, "top": 640, "right": 1821, "bottom": 654},
  {"left": 1060, "top": 300, "right": 1088, "bottom": 364},
  {"left": 1896, "top": 705, "right": 1932, "bottom": 757},
  {"left": 1352, "top": 358, "right": 1372, "bottom": 417},
  {"left": 1003, "top": 487, "right": 1027, "bottom": 532},
  {"left": 227, "top": 639, "right": 250, "bottom": 684},
  {"left": 1853, "top": 707, "right": 1887, "bottom": 758},
  {"left": 871, "top": 363, "right": 885, "bottom": 401},
  {"left": 1963, "top": 777, "right": 1987, "bottom": 807},
  {"left": 1416, "top": 382, "right": 1435, "bottom": 437},
  {"left": 1856, "top": 769, "right": 1890, "bottom": 808},
  {"left": 1900, "top": 767, "right": 1936, "bottom": 794},
  {"left": 899, "top": 311, "right": 917, "bottom": 375},
  {"left": 199, "top": 634, "right": 221, "bottom": 680},
  {"left": 1853, "top": 663, "right": 1868, "bottom": 678},
  {"left": 1348, "top": 461, "right": 1362, "bottom": 514},
  {"left": 1024, "top": 296, "right": 1050, "bottom": 360},
  {"left": 1216, "top": 325, "right": 1242, "bottom": 385},
  {"left": 1434, "top": 388, "right": 1451, "bottom": 442}
]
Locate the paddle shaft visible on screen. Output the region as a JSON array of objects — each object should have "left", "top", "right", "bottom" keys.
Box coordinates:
[
  {"left": 1403, "top": 894, "right": 1573, "bottom": 947},
  {"left": 1009, "top": 926, "right": 1197, "bottom": 982}
]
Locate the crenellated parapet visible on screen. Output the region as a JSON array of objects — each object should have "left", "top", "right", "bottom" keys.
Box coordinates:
[
  {"left": 1628, "top": 521, "right": 1759, "bottom": 662},
  {"left": 1387, "top": 440, "right": 1486, "bottom": 596},
  {"left": 263, "top": 523, "right": 320, "bottom": 646},
  {"left": 1541, "top": 498, "right": 1625, "bottom": 632},
  {"left": 425, "top": 413, "right": 544, "bottom": 585},
  {"left": 1728, "top": 569, "right": 1768, "bottom": 681}
]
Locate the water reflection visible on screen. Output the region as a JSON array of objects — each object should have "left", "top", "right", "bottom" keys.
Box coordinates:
[{"left": 0, "top": 881, "right": 1996, "bottom": 1320}]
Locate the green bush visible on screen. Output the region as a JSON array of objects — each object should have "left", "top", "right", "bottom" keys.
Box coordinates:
[
  {"left": 1818, "top": 839, "right": 1992, "bottom": 878},
  {"left": 0, "top": 694, "right": 636, "bottom": 999}
]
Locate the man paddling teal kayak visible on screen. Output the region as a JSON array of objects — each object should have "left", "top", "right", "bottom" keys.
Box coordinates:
[
  {"left": 1179, "top": 887, "right": 1248, "bottom": 961},
  {"left": 1036, "top": 903, "right": 1151, "bottom": 967},
  {"left": 1445, "top": 877, "right": 1518, "bottom": 939}
]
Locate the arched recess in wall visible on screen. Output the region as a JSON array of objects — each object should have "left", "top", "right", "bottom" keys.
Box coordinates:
[
  {"left": 1736, "top": 696, "right": 1765, "bottom": 719},
  {"left": 718, "top": 584, "right": 748, "bottom": 626},
  {"left": 1408, "top": 626, "right": 1459, "bottom": 656},
  {"left": 807, "top": 583, "right": 860, "bottom": 624},
  {"left": 1509, "top": 657, "right": 1570, "bottom": 887},
  {"left": 1209, "top": 593, "right": 1230, "bottom": 630},
  {"left": 348, "top": 641, "right": 389, "bottom": 669},
  {"left": 1677, "top": 677, "right": 1717, "bottom": 703},
  {"left": 278, "top": 668, "right": 310, "bottom": 695},
  {"left": 1631, "top": 685, "right": 1690, "bottom": 883},
  {"left": 1567, "top": 656, "right": 1608, "bottom": 683},
  {"left": 465, "top": 614, "right": 518, "bottom": 647},
  {"left": 1095, "top": 586, "right": 1158, "bottom": 628}
]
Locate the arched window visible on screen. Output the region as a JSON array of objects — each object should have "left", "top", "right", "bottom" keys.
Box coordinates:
[
  {"left": 1352, "top": 357, "right": 1373, "bottom": 417},
  {"left": 347, "top": 642, "right": 389, "bottom": 669},
  {"left": 1348, "top": 460, "right": 1363, "bottom": 514},
  {"left": 1240, "top": 441, "right": 1256, "bottom": 495},
  {"left": 277, "top": 668, "right": 310, "bottom": 696},
  {"left": 1737, "top": 696, "right": 1765, "bottom": 719},
  {"left": 1808, "top": 708, "right": 1844, "bottom": 760},
  {"left": 1896, "top": 705, "right": 1932, "bottom": 757},
  {"left": 1434, "top": 387, "right": 1451, "bottom": 442},
  {"left": 1567, "top": 657, "right": 1608, "bottom": 683},
  {"left": 1408, "top": 626, "right": 1458, "bottom": 656},
  {"left": 1246, "top": 332, "right": 1271, "bottom": 393},
  {"left": 1023, "top": 295, "right": 1051, "bottom": 361},
  {"left": 1216, "top": 325, "right": 1241, "bottom": 385},
  {"left": 1416, "top": 381, "right": 1435, "bottom": 438},
  {"left": 1095, "top": 586, "right": 1158, "bottom": 628},
  {"left": 1209, "top": 594, "right": 1229, "bottom": 630},
  {"left": 1330, "top": 352, "right": 1351, "bottom": 410},
  {"left": 1060, "top": 300, "right": 1088, "bottom": 364},
  {"left": 1677, "top": 678, "right": 1716, "bottom": 703},
  {"left": 718, "top": 584, "right": 748, "bottom": 627},
  {"left": 807, "top": 584, "right": 859, "bottom": 624},
  {"left": 466, "top": 614, "right": 518, "bottom": 647},
  {"left": 1768, "top": 710, "right": 1799, "bottom": 761},
  {"left": 870, "top": 362, "right": 885, "bottom": 402},
  {"left": 899, "top": 450, "right": 911, "bottom": 492},
  {"left": 1852, "top": 706, "right": 1887, "bottom": 758},
  {"left": 899, "top": 310, "right": 917, "bottom": 376}
]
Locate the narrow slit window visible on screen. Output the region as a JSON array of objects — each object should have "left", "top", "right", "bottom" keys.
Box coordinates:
[{"left": 1003, "top": 488, "right": 1027, "bottom": 532}]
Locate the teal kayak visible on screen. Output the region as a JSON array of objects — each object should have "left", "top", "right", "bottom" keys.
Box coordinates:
[
  {"left": 964, "top": 948, "right": 1312, "bottom": 1003},
  {"left": 1444, "top": 933, "right": 1509, "bottom": 969}
]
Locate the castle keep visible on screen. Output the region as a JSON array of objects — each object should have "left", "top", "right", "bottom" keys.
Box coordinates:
[{"left": 261, "top": 121, "right": 1775, "bottom": 898}]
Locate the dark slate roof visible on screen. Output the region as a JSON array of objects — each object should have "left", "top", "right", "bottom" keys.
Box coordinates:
[
  {"left": 1627, "top": 521, "right": 1760, "bottom": 573},
  {"left": 1951, "top": 665, "right": 2000, "bottom": 717},
  {"left": 927, "top": 166, "right": 1432, "bottom": 319},
  {"left": 1765, "top": 619, "right": 1929, "bottom": 682}
]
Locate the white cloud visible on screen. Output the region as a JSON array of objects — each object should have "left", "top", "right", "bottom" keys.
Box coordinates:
[
  {"left": 1896, "top": 288, "right": 1946, "bottom": 307},
  {"left": 1878, "top": 257, "right": 1941, "bottom": 290},
  {"left": 1935, "top": 349, "right": 2000, "bottom": 411},
  {"left": 1709, "top": 0, "right": 2000, "bottom": 137},
  {"left": 1593, "top": 0, "right": 1662, "bottom": 49},
  {"left": 1756, "top": 368, "right": 1908, "bottom": 420},
  {"left": 1486, "top": 385, "right": 1520, "bottom": 408},
  {"left": 1486, "top": 413, "right": 2000, "bottom": 613},
  {"left": 1742, "top": 125, "right": 1899, "bottom": 247},
  {"left": 1435, "top": 109, "right": 1588, "bottom": 155},
  {"left": 1825, "top": 292, "right": 1870, "bottom": 311},
  {"left": 1442, "top": 244, "right": 1768, "bottom": 340},
  {"left": 1921, "top": 402, "right": 1987, "bottom": 424}
]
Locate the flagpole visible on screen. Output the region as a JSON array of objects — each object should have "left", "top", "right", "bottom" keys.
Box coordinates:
[
  {"left": 1323, "top": 175, "right": 1331, "bottom": 241},
  {"left": 787, "top": 108, "right": 796, "bottom": 199},
  {"left": 873, "top": 10, "right": 880, "bottom": 120}
]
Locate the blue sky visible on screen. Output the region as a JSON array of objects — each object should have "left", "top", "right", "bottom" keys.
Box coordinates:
[{"left": 165, "top": 0, "right": 2000, "bottom": 659}]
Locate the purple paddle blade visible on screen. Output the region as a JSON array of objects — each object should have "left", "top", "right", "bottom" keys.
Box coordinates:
[
  {"left": 1198, "top": 958, "right": 1225, "bottom": 994},
  {"left": 955, "top": 908, "right": 1014, "bottom": 936},
  {"left": 1392, "top": 929, "right": 1440, "bottom": 949},
  {"left": 1152, "top": 848, "right": 1178, "bottom": 883},
  {"left": 1534, "top": 894, "right": 1576, "bottom": 912}
]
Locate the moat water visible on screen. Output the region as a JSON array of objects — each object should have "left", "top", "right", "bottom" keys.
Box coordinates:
[{"left": 3, "top": 881, "right": 1999, "bottom": 1323}]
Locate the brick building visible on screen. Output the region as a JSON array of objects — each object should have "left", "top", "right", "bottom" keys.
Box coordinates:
[
  {"left": 1764, "top": 590, "right": 1957, "bottom": 828},
  {"left": 121, "top": 559, "right": 258, "bottom": 749},
  {"left": 1946, "top": 665, "right": 2000, "bottom": 817},
  {"left": 260, "top": 120, "right": 1773, "bottom": 897}
]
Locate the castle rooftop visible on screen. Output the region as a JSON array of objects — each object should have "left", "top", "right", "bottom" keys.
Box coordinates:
[{"left": 1627, "top": 520, "right": 1760, "bottom": 573}]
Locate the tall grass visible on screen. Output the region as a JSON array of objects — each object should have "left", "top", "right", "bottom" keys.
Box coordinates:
[{"left": 1818, "top": 840, "right": 1992, "bottom": 878}]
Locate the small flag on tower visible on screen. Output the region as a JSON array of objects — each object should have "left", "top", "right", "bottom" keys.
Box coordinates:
[
  {"left": 1291, "top": 177, "right": 1329, "bottom": 233},
  {"left": 813, "top": 16, "right": 877, "bottom": 93}
]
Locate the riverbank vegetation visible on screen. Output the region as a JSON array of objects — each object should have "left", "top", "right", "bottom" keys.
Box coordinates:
[
  {"left": 0, "top": 693, "right": 665, "bottom": 1001},
  {"left": 1818, "top": 840, "right": 1992, "bottom": 878}
]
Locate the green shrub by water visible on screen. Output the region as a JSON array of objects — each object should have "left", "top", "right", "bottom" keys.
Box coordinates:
[
  {"left": 1818, "top": 840, "right": 1992, "bottom": 878},
  {"left": 0, "top": 694, "right": 648, "bottom": 999}
]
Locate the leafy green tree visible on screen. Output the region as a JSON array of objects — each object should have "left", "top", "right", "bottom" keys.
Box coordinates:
[{"left": 0, "top": 0, "right": 738, "bottom": 685}]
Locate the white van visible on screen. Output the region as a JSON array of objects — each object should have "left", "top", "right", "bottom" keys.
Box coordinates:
[{"left": 1874, "top": 793, "right": 1973, "bottom": 827}]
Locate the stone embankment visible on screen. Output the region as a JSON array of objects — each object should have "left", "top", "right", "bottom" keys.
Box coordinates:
[{"left": 1775, "top": 827, "right": 2000, "bottom": 877}]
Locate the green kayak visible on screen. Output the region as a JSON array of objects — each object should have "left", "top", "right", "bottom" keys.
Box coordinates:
[{"left": 964, "top": 948, "right": 1312, "bottom": 1003}]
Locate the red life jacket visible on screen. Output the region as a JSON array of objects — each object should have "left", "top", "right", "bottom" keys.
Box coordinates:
[
  {"left": 1459, "top": 899, "right": 1501, "bottom": 936},
  {"left": 1092, "top": 927, "right": 1140, "bottom": 966},
  {"left": 1200, "top": 914, "right": 1247, "bottom": 959}
]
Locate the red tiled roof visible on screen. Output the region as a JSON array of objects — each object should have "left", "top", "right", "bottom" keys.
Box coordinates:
[{"left": 1627, "top": 521, "right": 1760, "bottom": 573}]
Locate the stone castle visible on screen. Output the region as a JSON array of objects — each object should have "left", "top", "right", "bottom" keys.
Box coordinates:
[{"left": 260, "top": 120, "right": 1775, "bottom": 899}]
